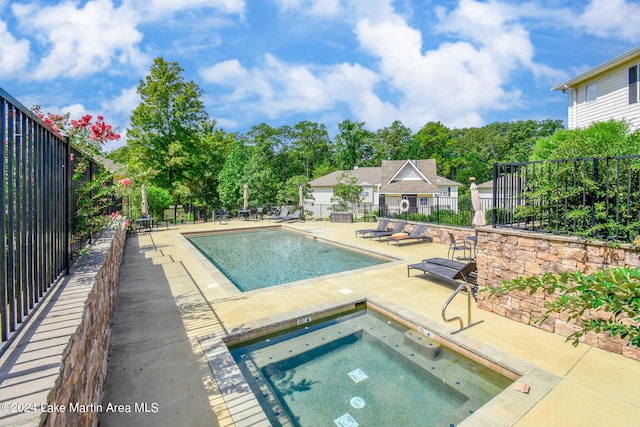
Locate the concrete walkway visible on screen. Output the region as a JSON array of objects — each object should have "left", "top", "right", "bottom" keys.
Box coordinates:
[{"left": 102, "top": 220, "right": 640, "bottom": 426}]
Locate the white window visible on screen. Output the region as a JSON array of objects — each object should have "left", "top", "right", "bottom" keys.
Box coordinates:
[
  {"left": 630, "top": 65, "right": 639, "bottom": 104},
  {"left": 363, "top": 186, "right": 370, "bottom": 197},
  {"left": 585, "top": 83, "right": 597, "bottom": 103}
]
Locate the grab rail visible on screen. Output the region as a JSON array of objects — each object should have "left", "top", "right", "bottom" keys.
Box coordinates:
[
  {"left": 304, "top": 217, "right": 327, "bottom": 232},
  {"left": 442, "top": 281, "right": 474, "bottom": 332}
]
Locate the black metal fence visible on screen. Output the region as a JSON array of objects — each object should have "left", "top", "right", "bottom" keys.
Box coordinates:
[
  {"left": 493, "top": 155, "right": 640, "bottom": 242},
  {"left": 304, "top": 195, "right": 493, "bottom": 228},
  {"left": 1, "top": 87, "right": 111, "bottom": 343}
]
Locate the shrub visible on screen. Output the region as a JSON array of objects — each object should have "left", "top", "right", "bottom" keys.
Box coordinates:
[{"left": 486, "top": 267, "right": 640, "bottom": 347}]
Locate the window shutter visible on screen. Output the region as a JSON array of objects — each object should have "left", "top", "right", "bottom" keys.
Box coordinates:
[{"left": 630, "top": 66, "right": 638, "bottom": 104}]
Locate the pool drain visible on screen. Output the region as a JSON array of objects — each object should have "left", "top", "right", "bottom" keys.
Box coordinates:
[{"left": 350, "top": 396, "right": 365, "bottom": 409}]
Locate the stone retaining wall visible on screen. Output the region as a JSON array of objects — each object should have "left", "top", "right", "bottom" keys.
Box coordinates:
[
  {"left": 474, "top": 227, "right": 640, "bottom": 360},
  {"left": 385, "top": 219, "right": 473, "bottom": 245},
  {"left": 43, "top": 229, "right": 126, "bottom": 426}
]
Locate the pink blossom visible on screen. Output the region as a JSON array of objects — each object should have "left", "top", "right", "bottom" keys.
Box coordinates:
[{"left": 118, "top": 178, "right": 131, "bottom": 188}]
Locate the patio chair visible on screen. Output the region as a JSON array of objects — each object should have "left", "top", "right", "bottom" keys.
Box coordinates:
[
  {"left": 267, "top": 207, "right": 288, "bottom": 221},
  {"left": 386, "top": 224, "right": 430, "bottom": 246},
  {"left": 448, "top": 232, "right": 471, "bottom": 260},
  {"left": 355, "top": 218, "right": 389, "bottom": 238},
  {"left": 214, "top": 208, "right": 229, "bottom": 225},
  {"left": 369, "top": 221, "right": 407, "bottom": 241},
  {"left": 254, "top": 207, "right": 264, "bottom": 220}
]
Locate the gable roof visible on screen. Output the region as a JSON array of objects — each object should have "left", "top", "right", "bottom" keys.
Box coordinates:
[
  {"left": 380, "top": 159, "right": 459, "bottom": 194},
  {"left": 551, "top": 45, "right": 640, "bottom": 91},
  {"left": 308, "top": 167, "right": 381, "bottom": 187},
  {"left": 309, "top": 160, "right": 461, "bottom": 194}
]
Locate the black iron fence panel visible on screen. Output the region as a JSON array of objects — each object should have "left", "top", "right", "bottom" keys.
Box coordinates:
[
  {"left": 304, "top": 195, "right": 492, "bottom": 228},
  {"left": 493, "top": 155, "right": 640, "bottom": 243},
  {"left": 1, "top": 87, "right": 111, "bottom": 344}
]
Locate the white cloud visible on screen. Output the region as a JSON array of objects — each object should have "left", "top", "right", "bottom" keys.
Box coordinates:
[
  {"left": 274, "top": 0, "right": 345, "bottom": 17},
  {"left": 139, "top": 0, "right": 245, "bottom": 17},
  {"left": 209, "top": 0, "right": 575, "bottom": 130},
  {"left": 0, "top": 20, "right": 30, "bottom": 77},
  {"left": 202, "top": 55, "right": 330, "bottom": 116},
  {"left": 102, "top": 86, "right": 140, "bottom": 118},
  {"left": 200, "top": 54, "right": 390, "bottom": 127},
  {"left": 12, "top": 0, "right": 145, "bottom": 80},
  {"left": 351, "top": 0, "right": 539, "bottom": 128},
  {"left": 573, "top": 0, "right": 640, "bottom": 40}
]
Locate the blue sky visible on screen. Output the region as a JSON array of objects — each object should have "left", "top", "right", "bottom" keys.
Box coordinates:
[{"left": 1, "top": 0, "right": 639, "bottom": 150}]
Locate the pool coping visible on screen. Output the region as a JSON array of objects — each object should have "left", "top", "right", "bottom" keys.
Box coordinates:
[
  {"left": 199, "top": 295, "right": 561, "bottom": 427},
  {"left": 179, "top": 226, "right": 402, "bottom": 297}
]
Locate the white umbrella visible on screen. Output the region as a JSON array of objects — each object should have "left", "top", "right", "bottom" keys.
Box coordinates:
[
  {"left": 471, "top": 181, "right": 486, "bottom": 227},
  {"left": 298, "top": 185, "right": 304, "bottom": 208},
  {"left": 243, "top": 184, "right": 248, "bottom": 210},
  {"left": 141, "top": 184, "right": 149, "bottom": 217}
]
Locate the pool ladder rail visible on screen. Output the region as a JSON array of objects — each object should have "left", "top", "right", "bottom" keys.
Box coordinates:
[
  {"left": 304, "top": 217, "right": 327, "bottom": 232},
  {"left": 442, "top": 280, "right": 483, "bottom": 333}
]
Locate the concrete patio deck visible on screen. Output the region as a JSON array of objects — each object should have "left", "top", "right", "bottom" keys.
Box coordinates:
[{"left": 101, "top": 220, "right": 640, "bottom": 426}]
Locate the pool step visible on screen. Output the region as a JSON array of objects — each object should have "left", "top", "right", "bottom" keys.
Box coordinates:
[{"left": 403, "top": 330, "right": 441, "bottom": 360}]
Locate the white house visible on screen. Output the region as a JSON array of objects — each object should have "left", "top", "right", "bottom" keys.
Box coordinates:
[
  {"left": 552, "top": 45, "right": 640, "bottom": 131},
  {"left": 308, "top": 166, "right": 382, "bottom": 217},
  {"left": 308, "top": 159, "right": 461, "bottom": 217}
]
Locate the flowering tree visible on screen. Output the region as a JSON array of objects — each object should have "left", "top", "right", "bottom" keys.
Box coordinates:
[{"left": 33, "top": 106, "right": 121, "bottom": 243}]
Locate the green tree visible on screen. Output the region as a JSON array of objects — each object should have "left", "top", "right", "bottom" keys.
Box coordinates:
[
  {"left": 334, "top": 120, "right": 375, "bottom": 169},
  {"left": 330, "top": 172, "right": 364, "bottom": 213},
  {"left": 129, "top": 184, "right": 173, "bottom": 219},
  {"left": 180, "top": 121, "right": 235, "bottom": 208},
  {"left": 218, "top": 141, "right": 250, "bottom": 208},
  {"left": 449, "top": 125, "right": 506, "bottom": 184},
  {"left": 290, "top": 121, "right": 332, "bottom": 178},
  {"left": 402, "top": 121, "right": 452, "bottom": 174},
  {"left": 503, "top": 119, "right": 563, "bottom": 162},
  {"left": 277, "top": 175, "right": 314, "bottom": 208},
  {"left": 243, "top": 150, "right": 281, "bottom": 206},
  {"left": 531, "top": 120, "right": 640, "bottom": 160},
  {"left": 372, "top": 120, "right": 413, "bottom": 162},
  {"left": 126, "top": 57, "right": 209, "bottom": 196}
]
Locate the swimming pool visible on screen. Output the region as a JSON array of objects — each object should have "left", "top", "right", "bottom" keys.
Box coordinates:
[
  {"left": 227, "top": 304, "right": 514, "bottom": 426},
  {"left": 187, "top": 228, "right": 389, "bottom": 292}
]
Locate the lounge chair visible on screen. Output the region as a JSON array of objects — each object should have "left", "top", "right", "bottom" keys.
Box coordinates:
[
  {"left": 407, "top": 257, "right": 478, "bottom": 299},
  {"left": 267, "top": 207, "right": 288, "bottom": 221},
  {"left": 386, "top": 224, "right": 430, "bottom": 246},
  {"left": 355, "top": 219, "right": 389, "bottom": 238},
  {"left": 276, "top": 209, "right": 301, "bottom": 222},
  {"left": 369, "top": 221, "right": 407, "bottom": 241}
]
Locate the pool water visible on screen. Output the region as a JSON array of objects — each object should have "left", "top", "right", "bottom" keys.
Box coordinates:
[
  {"left": 229, "top": 308, "right": 514, "bottom": 427},
  {"left": 188, "top": 228, "right": 388, "bottom": 292}
]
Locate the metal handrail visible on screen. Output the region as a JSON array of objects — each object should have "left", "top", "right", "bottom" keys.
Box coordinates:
[
  {"left": 304, "top": 217, "right": 327, "bottom": 232},
  {"left": 442, "top": 281, "right": 474, "bottom": 332}
]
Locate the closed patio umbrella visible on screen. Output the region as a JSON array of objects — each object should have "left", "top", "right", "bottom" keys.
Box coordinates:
[
  {"left": 298, "top": 185, "right": 304, "bottom": 209},
  {"left": 141, "top": 184, "right": 149, "bottom": 217},
  {"left": 471, "top": 181, "right": 486, "bottom": 227},
  {"left": 243, "top": 184, "right": 248, "bottom": 210}
]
